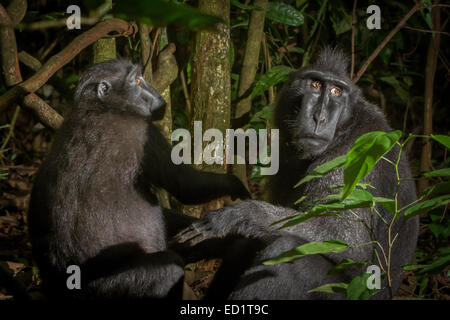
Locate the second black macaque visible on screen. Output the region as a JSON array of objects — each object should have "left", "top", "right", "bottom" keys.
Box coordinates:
[
  {"left": 175, "top": 48, "right": 419, "bottom": 300},
  {"left": 28, "top": 60, "right": 250, "bottom": 299}
]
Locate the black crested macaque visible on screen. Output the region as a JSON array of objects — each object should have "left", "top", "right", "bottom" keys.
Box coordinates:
[
  {"left": 175, "top": 48, "right": 419, "bottom": 299},
  {"left": 28, "top": 60, "right": 250, "bottom": 299}
]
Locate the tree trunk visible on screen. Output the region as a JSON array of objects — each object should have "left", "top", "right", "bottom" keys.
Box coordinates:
[
  {"left": 418, "top": 0, "right": 440, "bottom": 194},
  {"left": 140, "top": 25, "right": 178, "bottom": 209},
  {"left": 188, "top": 0, "right": 231, "bottom": 218},
  {"left": 92, "top": 38, "right": 116, "bottom": 63},
  {"left": 91, "top": 0, "right": 116, "bottom": 64},
  {"left": 154, "top": 29, "right": 177, "bottom": 209}
]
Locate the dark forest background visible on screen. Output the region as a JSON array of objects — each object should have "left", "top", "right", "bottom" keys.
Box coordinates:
[{"left": 0, "top": 0, "right": 448, "bottom": 300}]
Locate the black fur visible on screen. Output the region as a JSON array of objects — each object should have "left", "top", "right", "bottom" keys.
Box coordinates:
[
  {"left": 175, "top": 48, "right": 419, "bottom": 300},
  {"left": 28, "top": 60, "right": 250, "bottom": 299}
]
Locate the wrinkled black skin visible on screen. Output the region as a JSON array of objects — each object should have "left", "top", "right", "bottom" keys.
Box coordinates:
[
  {"left": 175, "top": 48, "right": 419, "bottom": 299},
  {"left": 28, "top": 60, "right": 250, "bottom": 299}
]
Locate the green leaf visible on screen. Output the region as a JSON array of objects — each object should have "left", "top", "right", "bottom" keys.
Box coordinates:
[
  {"left": 266, "top": 2, "right": 304, "bottom": 26},
  {"left": 343, "top": 131, "right": 402, "bottom": 200},
  {"left": 427, "top": 223, "right": 450, "bottom": 239},
  {"left": 404, "top": 195, "right": 450, "bottom": 219},
  {"left": 65, "top": 74, "right": 79, "bottom": 84},
  {"left": 250, "top": 104, "right": 275, "bottom": 123},
  {"left": 294, "top": 155, "right": 346, "bottom": 187},
  {"left": 294, "top": 194, "right": 308, "bottom": 206},
  {"left": 346, "top": 272, "right": 377, "bottom": 300},
  {"left": 417, "top": 254, "right": 450, "bottom": 275},
  {"left": 419, "top": 277, "right": 429, "bottom": 296},
  {"left": 327, "top": 258, "right": 368, "bottom": 275},
  {"left": 251, "top": 66, "right": 293, "bottom": 98},
  {"left": 430, "top": 134, "right": 450, "bottom": 149},
  {"left": 380, "top": 76, "right": 408, "bottom": 103},
  {"left": 403, "top": 264, "right": 427, "bottom": 271},
  {"left": 230, "top": 0, "right": 263, "bottom": 11},
  {"left": 308, "top": 283, "right": 348, "bottom": 294},
  {"left": 112, "top": 0, "right": 223, "bottom": 30},
  {"left": 424, "top": 168, "right": 450, "bottom": 178},
  {"left": 373, "top": 197, "right": 396, "bottom": 215},
  {"left": 280, "top": 189, "right": 374, "bottom": 229},
  {"left": 423, "top": 181, "right": 450, "bottom": 197},
  {"left": 334, "top": 12, "right": 352, "bottom": 35},
  {"left": 250, "top": 165, "right": 262, "bottom": 179},
  {"left": 277, "top": 210, "right": 338, "bottom": 229},
  {"left": 263, "top": 240, "right": 348, "bottom": 265}
]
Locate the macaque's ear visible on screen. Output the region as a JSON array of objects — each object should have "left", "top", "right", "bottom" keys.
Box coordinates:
[
  {"left": 97, "top": 80, "right": 111, "bottom": 100},
  {"left": 126, "top": 65, "right": 140, "bottom": 86}
]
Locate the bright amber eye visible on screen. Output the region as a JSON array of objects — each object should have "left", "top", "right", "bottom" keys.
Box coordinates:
[
  {"left": 136, "top": 78, "right": 141, "bottom": 85},
  {"left": 330, "top": 87, "right": 341, "bottom": 96},
  {"left": 312, "top": 80, "right": 321, "bottom": 89}
]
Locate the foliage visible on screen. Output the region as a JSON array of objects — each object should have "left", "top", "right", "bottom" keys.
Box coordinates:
[
  {"left": 265, "top": 2, "right": 304, "bottom": 27},
  {"left": 0, "top": 0, "right": 448, "bottom": 301},
  {"left": 113, "top": 0, "right": 223, "bottom": 29},
  {"left": 267, "top": 131, "right": 450, "bottom": 299}
]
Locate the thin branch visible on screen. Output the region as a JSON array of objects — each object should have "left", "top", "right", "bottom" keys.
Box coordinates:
[
  {"left": 18, "top": 51, "right": 74, "bottom": 98},
  {"left": 353, "top": 0, "right": 426, "bottom": 83},
  {"left": 14, "top": 17, "right": 100, "bottom": 30},
  {"left": 0, "top": 19, "right": 136, "bottom": 114},
  {"left": 350, "top": 0, "right": 357, "bottom": 79},
  {"left": 404, "top": 25, "right": 450, "bottom": 36},
  {"left": 0, "top": 4, "right": 62, "bottom": 130},
  {"left": 419, "top": 0, "right": 441, "bottom": 193},
  {"left": 262, "top": 34, "right": 274, "bottom": 104},
  {"left": 180, "top": 70, "right": 192, "bottom": 117},
  {"left": 139, "top": 23, "right": 153, "bottom": 83},
  {"left": 151, "top": 28, "right": 161, "bottom": 62},
  {"left": 0, "top": 106, "right": 20, "bottom": 157},
  {"left": 38, "top": 34, "right": 60, "bottom": 61},
  {"left": 235, "top": 0, "right": 268, "bottom": 118}
]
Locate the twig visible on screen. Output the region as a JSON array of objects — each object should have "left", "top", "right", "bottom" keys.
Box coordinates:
[
  {"left": 0, "top": 18, "right": 136, "bottom": 114},
  {"left": 180, "top": 70, "right": 192, "bottom": 117},
  {"left": 302, "top": 0, "right": 328, "bottom": 67},
  {"left": 38, "top": 35, "right": 60, "bottom": 61},
  {"left": 151, "top": 28, "right": 161, "bottom": 63},
  {"left": 0, "top": 106, "right": 20, "bottom": 158},
  {"left": 353, "top": 0, "right": 427, "bottom": 83},
  {"left": 18, "top": 51, "right": 74, "bottom": 98},
  {"left": 14, "top": 17, "right": 100, "bottom": 30},
  {"left": 139, "top": 23, "right": 153, "bottom": 83},
  {"left": 403, "top": 25, "right": 450, "bottom": 36},
  {"left": 419, "top": 0, "right": 441, "bottom": 193},
  {"left": 262, "top": 34, "right": 274, "bottom": 104},
  {"left": 0, "top": 3, "right": 62, "bottom": 129},
  {"left": 350, "top": 0, "right": 358, "bottom": 79}
]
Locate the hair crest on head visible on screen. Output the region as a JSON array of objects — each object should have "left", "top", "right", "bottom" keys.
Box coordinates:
[{"left": 312, "top": 46, "right": 349, "bottom": 77}]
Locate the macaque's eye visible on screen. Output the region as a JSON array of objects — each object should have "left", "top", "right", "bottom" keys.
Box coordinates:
[
  {"left": 330, "top": 87, "right": 342, "bottom": 96},
  {"left": 136, "top": 78, "right": 141, "bottom": 85},
  {"left": 311, "top": 80, "right": 321, "bottom": 89}
]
